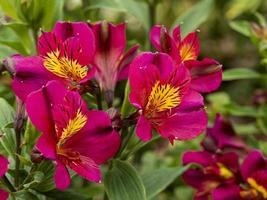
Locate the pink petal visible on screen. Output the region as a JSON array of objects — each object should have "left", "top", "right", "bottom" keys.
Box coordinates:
[
  {"left": 38, "top": 32, "right": 62, "bottom": 56},
  {"left": 63, "top": 110, "right": 121, "bottom": 165},
  {"left": 117, "top": 44, "right": 139, "bottom": 81},
  {"left": 241, "top": 150, "right": 267, "bottom": 180},
  {"left": 212, "top": 185, "right": 242, "bottom": 200},
  {"left": 136, "top": 115, "right": 152, "bottom": 141},
  {"left": 69, "top": 155, "right": 101, "bottom": 183},
  {"left": 172, "top": 25, "right": 181, "bottom": 44},
  {"left": 182, "top": 151, "right": 213, "bottom": 167},
  {"left": 0, "top": 189, "right": 9, "bottom": 200},
  {"left": 157, "top": 90, "right": 207, "bottom": 140},
  {"left": 180, "top": 31, "right": 199, "bottom": 60},
  {"left": 0, "top": 155, "right": 8, "bottom": 177},
  {"left": 26, "top": 80, "right": 67, "bottom": 133},
  {"left": 54, "top": 161, "right": 71, "bottom": 190},
  {"left": 186, "top": 58, "right": 222, "bottom": 93},
  {"left": 53, "top": 21, "right": 96, "bottom": 64},
  {"left": 11, "top": 55, "right": 57, "bottom": 102},
  {"left": 36, "top": 132, "right": 56, "bottom": 160}
]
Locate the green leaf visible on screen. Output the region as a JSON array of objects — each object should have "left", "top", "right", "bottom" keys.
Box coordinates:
[
  {"left": 0, "top": 0, "right": 24, "bottom": 21},
  {"left": 87, "top": 0, "right": 149, "bottom": 32},
  {"left": 0, "top": 98, "right": 16, "bottom": 159},
  {"left": 12, "top": 190, "right": 39, "bottom": 200},
  {"left": 23, "top": 171, "right": 44, "bottom": 189},
  {"left": 0, "top": 40, "right": 28, "bottom": 55},
  {"left": 225, "top": 104, "right": 261, "bottom": 117},
  {"left": 225, "top": 0, "right": 261, "bottom": 20},
  {"left": 229, "top": 20, "right": 251, "bottom": 37},
  {"left": 3, "top": 22, "right": 35, "bottom": 55},
  {"left": 121, "top": 81, "right": 135, "bottom": 117},
  {"left": 223, "top": 68, "right": 261, "bottom": 81},
  {"left": 42, "top": 189, "right": 90, "bottom": 200},
  {"left": 142, "top": 166, "right": 189, "bottom": 199},
  {"left": 104, "top": 160, "right": 147, "bottom": 200},
  {"left": 171, "top": 0, "right": 214, "bottom": 36},
  {"left": 33, "top": 160, "right": 55, "bottom": 192}
]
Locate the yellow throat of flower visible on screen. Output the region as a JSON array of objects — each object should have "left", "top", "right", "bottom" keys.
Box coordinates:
[
  {"left": 247, "top": 178, "right": 267, "bottom": 199},
  {"left": 57, "top": 109, "right": 87, "bottom": 147},
  {"left": 180, "top": 44, "right": 197, "bottom": 62},
  {"left": 145, "top": 81, "right": 180, "bottom": 114},
  {"left": 217, "top": 163, "right": 234, "bottom": 179},
  {"left": 44, "top": 50, "right": 88, "bottom": 83}
]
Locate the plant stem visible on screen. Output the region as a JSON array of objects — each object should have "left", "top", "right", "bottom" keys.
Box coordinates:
[
  {"left": 14, "top": 98, "right": 26, "bottom": 188},
  {"left": 149, "top": 1, "right": 156, "bottom": 50},
  {"left": 104, "top": 192, "right": 109, "bottom": 200},
  {"left": 96, "top": 87, "right": 103, "bottom": 110},
  {"left": 1, "top": 175, "right": 16, "bottom": 192}
]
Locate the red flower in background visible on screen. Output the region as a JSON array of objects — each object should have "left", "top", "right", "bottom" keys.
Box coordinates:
[
  {"left": 0, "top": 155, "right": 9, "bottom": 200},
  {"left": 150, "top": 25, "right": 222, "bottom": 93}
]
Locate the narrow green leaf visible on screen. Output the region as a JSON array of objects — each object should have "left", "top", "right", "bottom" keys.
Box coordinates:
[
  {"left": 229, "top": 20, "right": 251, "bottom": 37},
  {"left": 41, "top": 189, "right": 90, "bottom": 200},
  {"left": 225, "top": 104, "right": 260, "bottom": 117},
  {"left": 0, "top": 40, "right": 28, "bottom": 55},
  {"left": 87, "top": 0, "right": 149, "bottom": 32},
  {"left": 142, "top": 166, "right": 189, "bottom": 199},
  {"left": 223, "top": 68, "right": 261, "bottom": 81},
  {"left": 121, "top": 81, "right": 135, "bottom": 117},
  {"left": 171, "top": 0, "right": 214, "bottom": 36},
  {"left": 105, "top": 160, "right": 147, "bottom": 200},
  {"left": 0, "top": 98, "right": 16, "bottom": 159}
]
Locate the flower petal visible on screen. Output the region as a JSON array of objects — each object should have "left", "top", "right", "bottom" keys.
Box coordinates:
[
  {"left": 63, "top": 110, "right": 120, "bottom": 165},
  {"left": 69, "top": 155, "right": 101, "bottom": 183},
  {"left": 212, "top": 185, "right": 242, "bottom": 200},
  {"left": 11, "top": 55, "right": 57, "bottom": 102},
  {"left": 53, "top": 21, "right": 96, "bottom": 64},
  {"left": 136, "top": 115, "right": 153, "bottom": 141},
  {"left": 186, "top": 58, "right": 222, "bottom": 93},
  {"left": 0, "top": 189, "right": 9, "bottom": 200},
  {"left": 241, "top": 150, "right": 267, "bottom": 180},
  {"left": 54, "top": 161, "right": 71, "bottom": 190},
  {"left": 36, "top": 132, "right": 56, "bottom": 160},
  {"left": 0, "top": 156, "right": 8, "bottom": 177},
  {"left": 26, "top": 80, "right": 67, "bottom": 133},
  {"left": 157, "top": 90, "right": 207, "bottom": 140},
  {"left": 182, "top": 151, "right": 213, "bottom": 167},
  {"left": 117, "top": 44, "right": 139, "bottom": 81}
]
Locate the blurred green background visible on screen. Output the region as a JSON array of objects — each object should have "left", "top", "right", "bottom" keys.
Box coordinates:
[{"left": 0, "top": 0, "right": 267, "bottom": 199}]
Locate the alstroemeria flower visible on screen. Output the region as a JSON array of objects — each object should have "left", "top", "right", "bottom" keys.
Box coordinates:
[
  {"left": 238, "top": 151, "right": 267, "bottom": 200},
  {"left": 26, "top": 80, "right": 120, "bottom": 190},
  {"left": 12, "top": 21, "right": 96, "bottom": 102},
  {"left": 89, "top": 21, "right": 139, "bottom": 106},
  {"left": 129, "top": 52, "right": 207, "bottom": 142},
  {"left": 201, "top": 114, "right": 250, "bottom": 153},
  {"left": 150, "top": 25, "right": 222, "bottom": 93},
  {"left": 182, "top": 151, "right": 240, "bottom": 200},
  {"left": 0, "top": 155, "right": 9, "bottom": 200}
]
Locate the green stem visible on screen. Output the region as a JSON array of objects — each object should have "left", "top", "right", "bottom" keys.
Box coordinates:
[
  {"left": 1, "top": 175, "right": 16, "bottom": 192},
  {"left": 14, "top": 127, "right": 22, "bottom": 188},
  {"left": 96, "top": 87, "right": 103, "bottom": 110},
  {"left": 149, "top": 2, "right": 156, "bottom": 50}
]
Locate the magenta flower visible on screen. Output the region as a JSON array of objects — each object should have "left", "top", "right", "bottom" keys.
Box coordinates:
[
  {"left": 201, "top": 114, "right": 250, "bottom": 153},
  {"left": 182, "top": 150, "right": 240, "bottom": 200},
  {"left": 12, "top": 21, "right": 96, "bottom": 102},
  {"left": 238, "top": 151, "right": 267, "bottom": 200},
  {"left": 0, "top": 155, "right": 9, "bottom": 200},
  {"left": 150, "top": 25, "right": 222, "bottom": 93},
  {"left": 26, "top": 80, "right": 120, "bottom": 190},
  {"left": 89, "top": 21, "right": 139, "bottom": 105},
  {"left": 128, "top": 52, "right": 207, "bottom": 142}
]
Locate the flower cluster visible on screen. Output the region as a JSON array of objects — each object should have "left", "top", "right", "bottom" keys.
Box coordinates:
[
  {"left": 2, "top": 21, "right": 222, "bottom": 193},
  {"left": 182, "top": 114, "right": 267, "bottom": 200}
]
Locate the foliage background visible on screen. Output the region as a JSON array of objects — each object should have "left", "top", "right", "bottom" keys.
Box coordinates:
[{"left": 0, "top": 0, "right": 267, "bottom": 199}]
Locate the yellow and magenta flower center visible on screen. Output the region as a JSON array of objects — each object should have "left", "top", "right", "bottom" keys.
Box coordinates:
[
  {"left": 145, "top": 81, "right": 180, "bottom": 115},
  {"left": 57, "top": 109, "right": 87, "bottom": 147},
  {"left": 44, "top": 50, "right": 88, "bottom": 83},
  {"left": 246, "top": 178, "right": 267, "bottom": 199},
  {"left": 217, "top": 163, "right": 234, "bottom": 179},
  {"left": 180, "top": 44, "right": 197, "bottom": 62}
]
